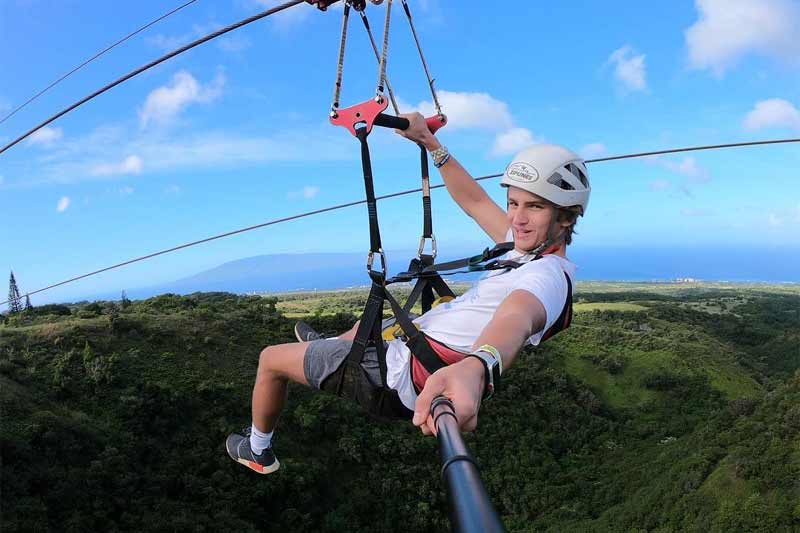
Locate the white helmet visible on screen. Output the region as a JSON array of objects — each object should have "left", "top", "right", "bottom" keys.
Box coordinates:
[{"left": 500, "top": 144, "right": 591, "bottom": 215}]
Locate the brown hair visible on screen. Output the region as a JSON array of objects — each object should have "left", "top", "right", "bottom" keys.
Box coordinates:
[{"left": 557, "top": 206, "right": 581, "bottom": 245}]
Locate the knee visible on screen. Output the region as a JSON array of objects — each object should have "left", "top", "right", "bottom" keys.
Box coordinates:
[{"left": 257, "top": 346, "right": 281, "bottom": 377}]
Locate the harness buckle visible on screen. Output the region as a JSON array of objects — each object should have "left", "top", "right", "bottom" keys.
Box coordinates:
[
  {"left": 417, "top": 234, "right": 437, "bottom": 260},
  {"left": 367, "top": 249, "right": 387, "bottom": 274}
]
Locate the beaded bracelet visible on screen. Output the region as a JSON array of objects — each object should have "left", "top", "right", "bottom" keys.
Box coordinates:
[{"left": 433, "top": 152, "right": 451, "bottom": 168}]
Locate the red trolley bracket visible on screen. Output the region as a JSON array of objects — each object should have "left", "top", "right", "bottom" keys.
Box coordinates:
[{"left": 330, "top": 97, "right": 389, "bottom": 137}]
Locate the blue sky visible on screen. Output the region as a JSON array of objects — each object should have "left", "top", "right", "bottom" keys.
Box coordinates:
[{"left": 1, "top": 0, "right": 799, "bottom": 306}]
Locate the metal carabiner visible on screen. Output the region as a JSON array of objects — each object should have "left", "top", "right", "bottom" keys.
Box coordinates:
[
  {"left": 417, "top": 235, "right": 437, "bottom": 260},
  {"left": 367, "top": 248, "right": 387, "bottom": 274}
]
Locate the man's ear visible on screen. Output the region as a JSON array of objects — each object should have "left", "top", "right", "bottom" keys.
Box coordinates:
[{"left": 556, "top": 208, "right": 578, "bottom": 228}]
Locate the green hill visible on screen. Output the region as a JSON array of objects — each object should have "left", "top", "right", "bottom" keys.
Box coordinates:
[{"left": 1, "top": 286, "right": 798, "bottom": 531}]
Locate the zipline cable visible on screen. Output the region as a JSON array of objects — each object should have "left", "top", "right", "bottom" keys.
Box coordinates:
[
  {"left": 585, "top": 138, "right": 800, "bottom": 163},
  {"left": 0, "top": 0, "right": 305, "bottom": 156},
  {"left": 2, "top": 136, "right": 798, "bottom": 307},
  {"left": 0, "top": 0, "right": 200, "bottom": 126}
]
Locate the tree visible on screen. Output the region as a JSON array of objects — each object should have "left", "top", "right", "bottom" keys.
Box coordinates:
[
  {"left": 8, "top": 271, "right": 22, "bottom": 314},
  {"left": 121, "top": 290, "right": 131, "bottom": 310},
  {"left": 24, "top": 294, "right": 33, "bottom": 312}
]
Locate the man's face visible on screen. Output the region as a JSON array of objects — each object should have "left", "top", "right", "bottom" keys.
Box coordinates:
[{"left": 506, "top": 187, "right": 558, "bottom": 251}]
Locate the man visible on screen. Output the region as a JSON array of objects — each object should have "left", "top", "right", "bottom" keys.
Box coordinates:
[{"left": 226, "top": 112, "right": 591, "bottom": 474}]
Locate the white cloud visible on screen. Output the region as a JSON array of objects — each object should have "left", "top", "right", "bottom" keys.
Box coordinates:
[
  {"left": 764, "top": 205, "right": 800, "bottom": 227},
  {"left": 14, "top": 124, "right": 356, "bottom": 187},
  {"left": 413, "top": 90, "right": 514, "bottom": 131},
  {"left": 164, "top": 185, "right": 181, "bottom": 195},
  {"left": 647, "top": 155, "right": 708, "bottom": 181},
  {"left": 139, "top": 70, "right": 225, "bottom": 128},
  {"left": 743, "top": 98, "right": 800, "bottom": 131},
  {"left": 148, "top": 33, "right": 191, "bottom": 50},
  {"left": 686, "top": 0, "right": 800, "bottom": 76},
  {"left": 218, "top": 35, "right": 252, "bottom": 52},
  {"left": 149, "top": 22, "right": 254, "bottom": 53},
  {"left": 667, "top": 157, "right": 702, "bottom": 179},
  {"left": 580, "top": 143, "right": 607, "bottom": 159},
  {"left": 26, "top": 126, "right": 63, "bottom": 146},
  {"left": 91, "top": 155, "right": 143, "bottom": 177},
  {"left": 119, "top": 186, "right": 135, "bottom": 196},
  {"left": 288, "top": 185, "right": 320, "bottom": 199},
  {"left": 490, "top": 128, "right": 536, "bottom": 156},
  {"left": 681, "top": 208, "right": 713, "bottom": 217},
  {"left": 409, "top": 89, "right": 542, "bottom": 158},
  {"left": 147, "top": 23, "right": 220, "bottom": 50},
  {"left": 649, "top": 179, "right": 672, "bottom": 191},
  {"left": 130, "top": 130, "right": 351, "bottom": 171},
  {"left": 607, "top": 45, "right": 647, "bottom": 92},
  {"left": 56, "top": 196, "right": 70, "bottom": 212},
  {"left": 251, "top": 0, "right": 315, "bottom": 29}
]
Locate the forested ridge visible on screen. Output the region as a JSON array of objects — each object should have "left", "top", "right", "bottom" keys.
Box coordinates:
[{"left": 1, "top": 285, "right": 799, "bottom": 532}]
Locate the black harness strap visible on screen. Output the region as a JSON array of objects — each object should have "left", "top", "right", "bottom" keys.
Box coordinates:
[
  {"left": 389, "top": 242, "right": 518, "bottom": 283},
  {"left": 398, "top": 255, "right": 455, "bottom": 315},
  {"left": 420, "top": 146, "right": 433, "bottom": 240},
  {"left": 345, "top": 124, "right": 454, "bottom": 389},
  {"left": 357, "top": 127, "right": 383, "bottom": 259},
  {"left": 384, "top": 286, "right": 447, "bottom": 375},
  {"left": 541, "top": 273, "right": 573, "bottom": 342}
]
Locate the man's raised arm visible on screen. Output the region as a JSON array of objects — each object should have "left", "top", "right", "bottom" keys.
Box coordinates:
[{"left": 397, "top": 112, "right": 509, "bottom": 243}]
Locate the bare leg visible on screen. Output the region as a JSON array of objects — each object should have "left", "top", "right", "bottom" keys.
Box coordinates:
[
  {"left": 337, "top": 320, "right": 361, "bottom": 341},
  {"left": 251, "top": 321, "right": 361, "bottom": 432},
  {"left": 251, "top": 341, "right": 309, "bottom": 432}
]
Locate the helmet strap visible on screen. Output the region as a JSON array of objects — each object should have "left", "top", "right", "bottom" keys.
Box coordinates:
[{"left": 526, "top": 220, "right": 568, "bottom": 259}]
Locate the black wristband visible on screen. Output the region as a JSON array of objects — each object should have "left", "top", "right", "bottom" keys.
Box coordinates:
[{"left": 465, "top": 354, "right": 493, "bottom": 400}]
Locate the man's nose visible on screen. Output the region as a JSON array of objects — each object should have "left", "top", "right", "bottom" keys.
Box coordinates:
[{"left": 512, "top": 209, "right": 528, "bottom": 225}]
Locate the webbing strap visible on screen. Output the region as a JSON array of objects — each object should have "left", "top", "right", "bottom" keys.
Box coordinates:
[
  {"left": 356, "top": 127, "right": 383, "bottom": 257},
  {"left": 389, "top": 242, "right": 518, "bottom": 283},
  {"left": 398, "top": 255, "right": 455, "bottom": 313},
  {"left": 344, "top": 281, "right": 389, "bottom": 388},
  {"left": 384, "top": 288, "right": 447, "bottom": 375},
  {"left": 420, "top": 145, "right": 432, "bottom": 238},
  {"left": 425, "top": 242, "right": 515, "bottom": 272},
  {"left": 541, "top": 273, "right": 573, "bottom": 342}
]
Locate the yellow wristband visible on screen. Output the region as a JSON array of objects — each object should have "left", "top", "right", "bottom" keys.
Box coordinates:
[{"left": 475, "top": 344, "right": 502, "bottom": 376}]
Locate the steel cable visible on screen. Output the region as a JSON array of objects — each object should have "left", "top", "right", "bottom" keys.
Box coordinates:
[
  {"left": 2, "top": 136, "right": 798, "bottom": 306},
  {"left": 0, "top": 0, "right": 200, "bottom": 126},
  {"left": 0, "top": 0, "right": 305, "bottom": 155}
]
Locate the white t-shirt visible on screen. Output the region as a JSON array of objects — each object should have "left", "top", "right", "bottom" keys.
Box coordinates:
[{"left": 385, "top": 246, "right": 576, "bottom": 410}]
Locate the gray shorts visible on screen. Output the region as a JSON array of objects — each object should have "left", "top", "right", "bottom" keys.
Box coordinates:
[
  {"left": 303, "top": 337, "right": 414, "bottom": 420},
  {"left": 303, "top": 338, "right": 383, "bottom": 389}
]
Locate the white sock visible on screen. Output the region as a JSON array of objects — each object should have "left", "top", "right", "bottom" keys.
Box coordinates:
[{"left": 250, "top": 424, "right": 273, "bottom": 455}]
